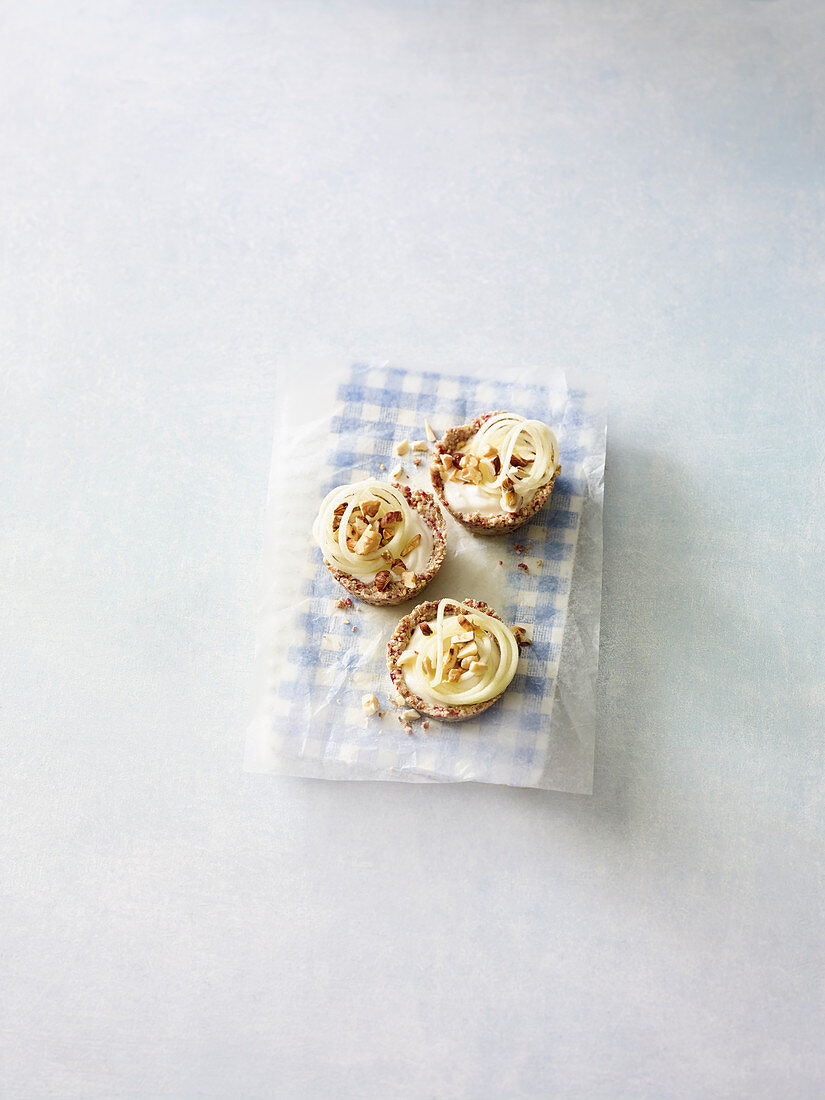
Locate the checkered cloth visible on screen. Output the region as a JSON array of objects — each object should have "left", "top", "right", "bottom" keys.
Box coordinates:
[{"left": 246, "top": 362, "right": 604, "bottom": 790}]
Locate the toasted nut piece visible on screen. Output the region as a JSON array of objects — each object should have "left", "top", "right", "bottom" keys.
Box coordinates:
[
  {"left": 513, "top": 626, "right": 532, "bottom": 646},
  {"left": 361, "top": 693, "right": 380, "bottom": 716},
  {"left": 391, "top": 558, "right": 406, "bottom": 574},
  {"left": 360, "top": 499, "right": 380, "bottom": 518},
  {"left": 401, "top": 570, "right": 416, "bottom": 588},
  {"left": 455, "top": 630, "right": 474, "bottom": 643},
  {"left": 502, "top": 491, "right": 518, "bottom": 510},
  {"left": 374, "top": 570, "right": 391, "bottom": 591},
  {"left": 381, "top": 529, "right": 393, "bottom": 545},
  {"left": 391, "top": 464, "right": 404, "bottom": 479},
  {"left": 333, "top": 503, "right": 347, "bottom": 517},
  {"left": 395, "top": 439, "right": 409, "bottom": 456},
  {"left": 441, "top": 453, "right": 454, "bottom": 470},
  {"left": 402, "top": 709, "right": 420, "bottom": 721},
  {"left": 457, "top": 615, "right": 474, "bottom": 631},
  {"left": 381, "top": 548, "right": 394, "bottom": 563},
  {"left": 334, "top": 597, "right": 353, "bottom": 609},
  {"left": 413, "top": 457, "right": 422, "bottom": 467},
  {"left": 502, "top": 476, "right": 514, "bottom": 492},
  {"left": 419, "top": 622, "right": 433, "bottom": 636},
  {"left": 479, "top": 457, "right": 496, "bottom": 481},
  {"left": 510, "top": 452, "right": 529, "bottom": 468},
  {"left": 492, "top": 455, "right": 501, "bottom": 475},
  {"left": 457, "top": 642, "right": 477, "bottom": 661},
  {"left": 468, "top": 660, "right": 487, "bottom": 673},
  {"left": 460, "top": 657, "right": 472, "bottom": 669},
  {"left": 353, "top": 525, "right": 380, "bottom": 555},
  {"left": 422, "top": 721, "right": 430, "bottom": 730},
  {"left": 400, "top": 533, "right": 421, "bottom": 556},
  {"left": 447, "top": 668, "right": 462, "bottom": 683},
  {"left": 452, "top": 452, "right": 464, "bottom": 466},
  {"left": 463, "top": 454, "right": 479, "bottom": 468},
  {"left": 423, "top": 656, "right": 435, "bottom": 676},
  {"left": 412, "top": 440, "right": 428, "bottom": 451},
  {"left": 425, "top": 420, "right": 437, "bottom": 441},
  {"left": 517, "top": 562, "right": 529, "bottom": 573},
  {"left": 379, "top": 510, "right": 403, "bottom": 529}
]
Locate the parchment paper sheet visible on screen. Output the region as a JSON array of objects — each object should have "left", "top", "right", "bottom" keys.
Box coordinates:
[{"left": 245, "top": 361, "right": 606, "bottom": 792}]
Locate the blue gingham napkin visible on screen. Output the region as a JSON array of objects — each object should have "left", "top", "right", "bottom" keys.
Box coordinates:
[{"left": 246, "top": 362, "right": 605, "bottom": 792}]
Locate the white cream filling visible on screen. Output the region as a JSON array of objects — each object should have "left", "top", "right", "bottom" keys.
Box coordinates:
[
  {"left": 397, "top": 599, "right": 519, "bottom": 707},
  {"left": 442, "top": 478, "right": 507, "bottom": 516},
  {"left": 313, "top": 478, "right": 434, "bottom": 582}
]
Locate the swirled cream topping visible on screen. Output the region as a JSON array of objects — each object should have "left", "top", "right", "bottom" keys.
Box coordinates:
[
  {"left": 398, "top": 599, "right": 519, "bottom": 707},
  {"left": 439, "top": 412, "right": 560, "bottom": 516},
  {"left": 313, "top": 478, "right": 434, "bottom": 587}
]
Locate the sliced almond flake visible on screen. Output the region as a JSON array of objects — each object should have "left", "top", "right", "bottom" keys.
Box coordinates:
[
  {"left": 424, "top": 420, "right": 437, "bottom": 441},
  {"left": 394, "top": 439, "right": 409, "bottom": 456}
]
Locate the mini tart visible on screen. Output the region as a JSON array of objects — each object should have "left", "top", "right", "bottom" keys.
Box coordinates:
[
  {"left": 430, "top": 411, "right": 561, "bottom": 534},
  {"left": 313, "top": 478, "right": 446, "bottom": 606},
  {"left": 387, "top": 598, "right": 520, "bottom": 722}
]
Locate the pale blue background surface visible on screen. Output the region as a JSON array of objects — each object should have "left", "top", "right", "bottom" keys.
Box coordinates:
[{"left": 2, "top": 1, "right": 824, "bottom": 1097}]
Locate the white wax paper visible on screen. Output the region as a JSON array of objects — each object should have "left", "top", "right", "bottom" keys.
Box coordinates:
[{"left": 245, "top": 361, "right": 606, "bottom": 792}]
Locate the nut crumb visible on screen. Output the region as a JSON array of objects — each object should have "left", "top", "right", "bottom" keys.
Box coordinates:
[
  {"left": 498, "top": 560, "right": 503, "bottom": 566},
  {"left": 513, "top": 543, "right": 526, "bottom": 554},
  {"left": 425, "top": 420, "right": 437, "bottom": 441},
  {"left": 412, "top": 440, "right": 429, "bottom": 451},
  {"left": 422, "top": 721, "right": 430, "bottom": 730},
  {"left": 342, "top": 618, "right": 350, "bottom": 624},
  {"left": 395, "top": 439, "right": 409, "bottom": 456},
  {"left": 513, "top": 626, "right": 532, "bottom": 646},
  {"left": 402, "top": 709, "right": 420, "bottom": 722},
  {"left": 361, "top": 693, "right": 379, "bottom": 716},
  {"left": 517, "top": 562, "right": 529, "bottom": 573},
  {"left": 391, "top": 464, "right": 404, "bottom": 479},
  {"left": 334, "top": 597, "right": 353, "bottom": 610},
  {"left": 379, "top": 463, "right": 386, "bottom": 470},
  {"left": 413, "top": 457, "right": 422, "bottom": 467},
  {"left": 403, "top": 723, "right": 413, "bottom": 735}
]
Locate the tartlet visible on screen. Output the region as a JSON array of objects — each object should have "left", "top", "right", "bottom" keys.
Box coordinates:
[
  {"left": 387, "top": 598, "right": 520, "bottom": 722},
  {"left": 430, "top": 411, "right": 561, "bottom": 533},
  {"left": 312, "top": 478, "right": 446, "bottom": 606}
]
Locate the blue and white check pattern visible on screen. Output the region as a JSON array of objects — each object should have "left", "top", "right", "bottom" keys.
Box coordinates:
[{"left": 261, "top": 363, "right": 602, "bottom": 789}]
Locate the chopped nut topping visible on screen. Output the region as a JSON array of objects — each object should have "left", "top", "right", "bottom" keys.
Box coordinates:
[
  {"left": 441, "top": 453, "right": 454, "bottom": 470},
  {"left": 492, "top": 455, "right": 501, "bottom": 475},
  {"left": 460, "top": 657, "right": 473, "bottom": 670},
  {"left": 395, "top": 439, "right": 409, "bottom": 456},
  {"left": 402, "top": 709, "right": 420, "bottom": 721},
  {"left": 334, "top": 597, "right": 353, "bottom": 609},
  {"left": 374, "top": 570, "right": 391, "bottom": 591},
  {"left": 517, "top": 562, "right": 529, "bottom": 573},
  {"left": 400, "top": 532, "right": 421, "bottom": 556},
  {"left": 353, "top": 525, "right": 380, "bottom": 555},
  {"left": 512, "top": 626, "right": 532, "bottom": 646},
  {"left": 423, "top": 656, "right": 435, "bottom": 676},
  {"left": 510, "top": 452, "right": 529, "bottom": 468},
  {"left": 401, "top": 570, "right": 416, "bottom": 589},
  {"left": 419, "top": 622, "right": 433, "bottom": 636},
  {"left": 502, "top": 490, "right": 518, "bottom": 510},
  {"left": 422, "top": 721, "right": 430, "bottom": 730},
  {"left": 360, "top": 499, "right": 380, "bottom": 518},
  {"left": 379, "top": 510, "right": 403, "bottom": 529},
  {"left": 412, "top": 440, "right": 428, "bottom": 451},
  {"left": 381, "top": 548, "right": 394, "bottom": 563},
  {"left": 479, "top": 457, "right": 496, "bottom": 480},
  {"left": 457, "top": 615, "right": 474, "bottom": 631},
  {"left": 447, "top": 668, "right": 462, "bottom": 683},
  {"left": 456, "top": 642, "right": 477, "bottom": 661},
  {"left": 391, "top": 464, "right": 404, "bottom": 479},
  {"left": 468, "top": 660, "right": 487, "bottom": 674},
  {"left": 454, "top": 630, "right": 474, "bottom": 643},
  {"left": 361, "top": 693, "right": 379, "bottom": 716},
  {"left": 425, "top": 420, "right": 437, "bottom": 441},
  {"left": 333, "top": 503, "right": 347, "bottom": 517},
  {"left": 413, "top": 457, "right": 422, "bottom": 467}
]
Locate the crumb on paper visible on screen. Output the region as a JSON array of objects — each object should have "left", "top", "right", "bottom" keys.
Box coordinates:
[
  {"left": 342, "top": 618, "right": 350, "bottom": 624},
  {"left": 413, "top": 457, "right": 421, "bottom": 467},
  {"left": 513, "top": 626, "right": 532, "bottom": 646},
  {"left": 403, "top": 723, "right": 413, "bottom": 735},
  {"left": 361, "top": 693, "right": 380, "bottom": 716},
  {"left": 518, "top": 562, "right": 529, "bottom": 573},
  {"left": 395, "top": 439, "right": 409, "bottom": 456},
  {"left": 352, "top": 626, "right": 357, "bottom": 632},
  {"left": 335, "top": 597, "right": 353, "bottom": 610},
  {"left": 422, "top": 721, "right": 430, "bottom": 730},
  {"left": 412, "top": 439, "right": 428, "bottom": 451},
  {"left": 513, "top": 543, "right": 526, "bottom": 554},
  {"left": 391, "top": 464, "right": 404, "bottom": 479},
  {"left": 498, "top": 560, "right": 503, "bottom": 566},
  {"left": 402, "top": 709, "right": 420, "bottom": 722},
  {"left": 378, "top": 710, "right": 385, "bottom": 718},
  {"left": 425, "top": 420, "right": 437, "bottom": 441},
  {"left": 379, "top": 463, "right": 386, "bottom": 470},
  {"left": 536, "top": 560, "right": 543, "bottom": 568}
]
